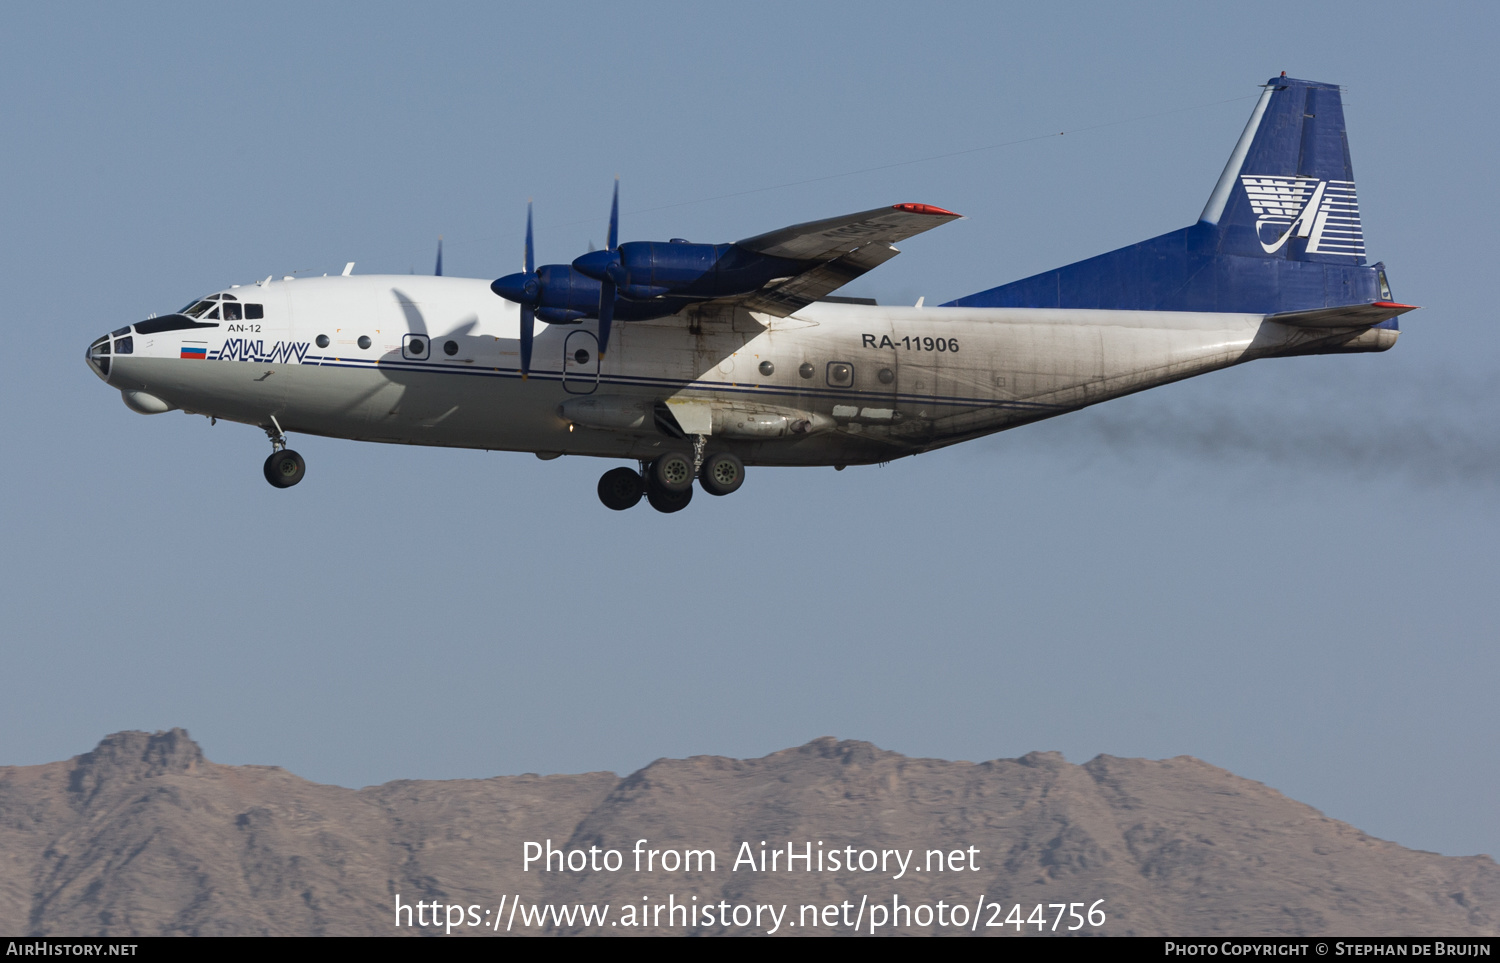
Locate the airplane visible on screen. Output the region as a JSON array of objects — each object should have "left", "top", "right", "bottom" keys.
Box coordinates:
[{"left": 86, "top": 74, "right": 1414, "bottom": 513}]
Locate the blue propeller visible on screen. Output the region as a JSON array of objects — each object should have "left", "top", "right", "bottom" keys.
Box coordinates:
[
  {"left": 595, "top": 179, "right": 621, "bottom": 358},
  {"left": 490, "top": 203, "right": 539, "bottom": 379}
]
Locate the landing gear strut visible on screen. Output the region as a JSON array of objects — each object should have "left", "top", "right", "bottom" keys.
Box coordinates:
[{"left": 262, "top": 415, "right": 306, "bottom": 488}]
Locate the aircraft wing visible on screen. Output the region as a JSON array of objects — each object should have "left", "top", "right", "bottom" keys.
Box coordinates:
[
  {"left": 737, "top": 203, "right": 962, "bottom": 259},
  {"left": 720, "top": 203, "right": 961, "bottom": 317}
]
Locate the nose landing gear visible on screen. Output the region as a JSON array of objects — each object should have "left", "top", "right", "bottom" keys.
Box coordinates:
[{"left": 262, "top": 415, "right": 306, "bottom": 488}]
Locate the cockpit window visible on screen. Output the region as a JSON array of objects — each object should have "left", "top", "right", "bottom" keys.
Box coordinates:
[
  {"left": 183, "top": 300, "right": 216, "bottom": 318},
  {"left": 134, "top": 314, "right": 220, "bottom": 335},
  {"left": 112, "top": 326, "right": 132, "bottom": 336},
  {"left": 222, "top": 302, "right": 242, "bottom": 321},
  {"left": 114, "top": 336, "right": 133, "bottom": 354},
  {"left": 220, "top": 293, "right": 238, "bottom": 300}
]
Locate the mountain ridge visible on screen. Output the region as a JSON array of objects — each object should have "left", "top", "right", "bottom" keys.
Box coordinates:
[{"left": 0, "top": 729, "right": 1492, "bottom": 936}]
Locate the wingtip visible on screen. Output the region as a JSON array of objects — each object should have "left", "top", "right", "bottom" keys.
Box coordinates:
[{"left": 893, "top": 203, "right": 961, "bottom": 217}]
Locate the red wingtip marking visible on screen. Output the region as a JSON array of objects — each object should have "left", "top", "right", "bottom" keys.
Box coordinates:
[
  {"left": 1373, "top": 301, "right": 1420, "bottom": 309},
  {"left": 892, "top": 203, "right": 960, "bottom": 217}
]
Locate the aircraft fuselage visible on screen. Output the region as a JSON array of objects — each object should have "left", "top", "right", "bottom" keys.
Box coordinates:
[{"left": 88, "top": 274, "right": 1393, "bottom": 469}]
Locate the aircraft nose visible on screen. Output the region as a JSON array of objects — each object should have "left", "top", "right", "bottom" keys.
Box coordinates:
[
  {"left": 85, "top": 326, "right": 131, "bottom": 382},
  {"left": 86, "top": 333, "right": 113, "bottom": 381}
]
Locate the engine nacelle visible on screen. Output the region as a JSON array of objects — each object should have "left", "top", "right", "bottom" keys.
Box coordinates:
[
  {"left": 572, "top": 242, "right": 808, "bottom": 303},
  {"left": 492, "top": 263, "right": 694, "bottom": 323}
]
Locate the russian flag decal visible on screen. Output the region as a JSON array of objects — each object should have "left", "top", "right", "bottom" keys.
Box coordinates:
[{"left": 180, "top": 346, "right": 207, "bottom": 359}]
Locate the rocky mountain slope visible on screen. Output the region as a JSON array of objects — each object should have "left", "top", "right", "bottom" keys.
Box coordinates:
[{"left": 0, "top": 730, "right": 1492, "bottom": 936}]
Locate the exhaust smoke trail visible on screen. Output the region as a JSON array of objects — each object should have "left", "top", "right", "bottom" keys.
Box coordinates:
[{"left": 1003, "top": 366, "right": 1500, "bottom": 487}]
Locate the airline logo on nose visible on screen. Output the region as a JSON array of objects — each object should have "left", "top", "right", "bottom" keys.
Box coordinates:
[{"left": 1240, "top": 175, "right": 1365, "bottom": 257}]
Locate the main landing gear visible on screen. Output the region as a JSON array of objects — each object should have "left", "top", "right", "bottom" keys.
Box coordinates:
[
  {"left": 596, "top": 450, "right": 745, "bottom": 513},
  {"left": 262, "top": 416, "right": 305, "bottom": 489}
]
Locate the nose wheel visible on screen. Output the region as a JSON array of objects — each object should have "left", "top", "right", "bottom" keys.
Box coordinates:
[
  {"left": 261, "top": 415, "right": 305, "bottom": 488},
  {"left": 264, "top": 449, "right": 306, "bottom": 488}
]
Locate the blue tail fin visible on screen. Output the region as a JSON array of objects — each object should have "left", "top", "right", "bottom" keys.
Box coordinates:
[{"left": 945, "top": 74, "right": 1392, "bottom": 315}]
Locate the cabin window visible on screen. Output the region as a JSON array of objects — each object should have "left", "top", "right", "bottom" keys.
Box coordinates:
[
  {"left": 759, "top": 360, "right": 774, "bottom": 376},
  {"left": 826, "top": 362, "right": 853, "bottom": 388},
  {"left": 316, "top": 334, "right": 330, "bottom": 348},
  {"left": 798, "top": 362, "right": 814, "bottom": 379},
  {"left": 443, "top": 340, "right": 458, "bottom": 356},
  {"left": 357, "top": 335, "right": 372, "bottom": 350},
  {"left": 877, "top": 367, "right": 894, "bottom": 384}
]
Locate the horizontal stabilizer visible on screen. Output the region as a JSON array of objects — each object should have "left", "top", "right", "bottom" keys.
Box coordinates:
[{"left": 1268, "top": 301, "right": 1418, "bottom": 328}]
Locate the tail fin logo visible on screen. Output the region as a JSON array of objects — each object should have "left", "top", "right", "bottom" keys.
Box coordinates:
[{"left": 1240, "top": 175, "right": 1365, "bottom": 257}]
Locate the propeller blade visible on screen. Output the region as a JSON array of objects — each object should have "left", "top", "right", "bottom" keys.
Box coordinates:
[
  {"left": 519, "top": 304, "right": 534, "bottom": 380},
  {"left": 597, "top": 179, "right": 619, "bottom": 357},
  {"left": 524, "top": 202, "right": 534, "bottom": 274},
  {"left": 607, "top": 178, "right": 619, "bottom": 252},
  {"left": 597, "top": 279, "right": 616, "bottom": 358},
  {"left": 434, "top": 237, "right": 443, "bottom": 276}
]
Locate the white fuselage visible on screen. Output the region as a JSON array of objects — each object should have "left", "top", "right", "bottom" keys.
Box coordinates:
[{"left": 90, "top": 274, "right": 1393, "bottom": 467}]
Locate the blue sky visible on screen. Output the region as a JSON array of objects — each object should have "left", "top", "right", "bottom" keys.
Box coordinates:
[{"left": 2, "top": 1, "right": 1496, "bottom": 862}]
